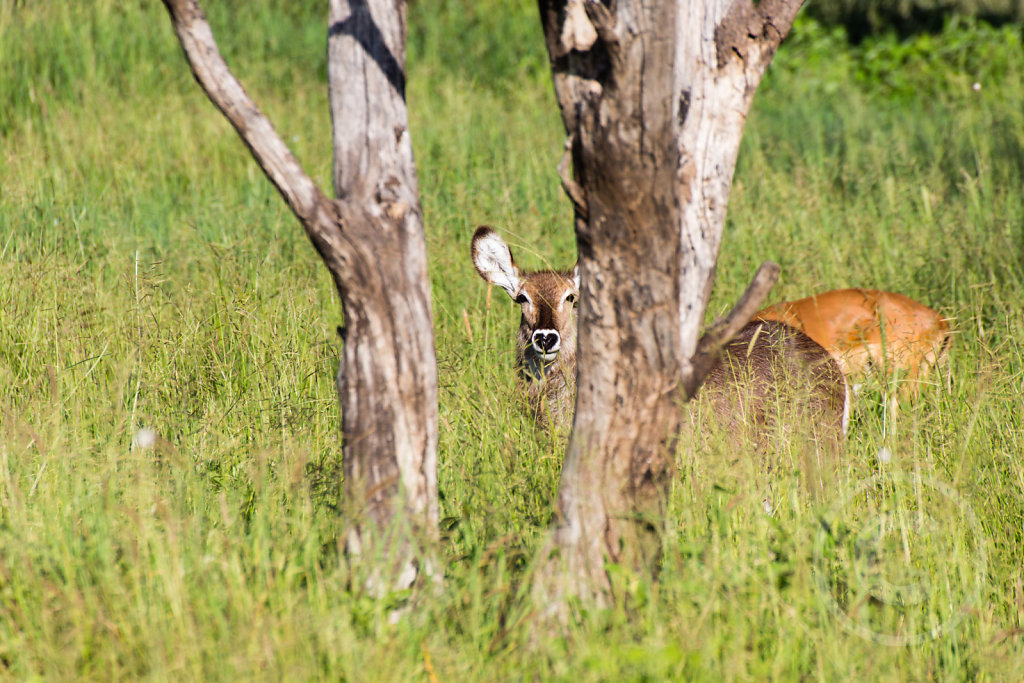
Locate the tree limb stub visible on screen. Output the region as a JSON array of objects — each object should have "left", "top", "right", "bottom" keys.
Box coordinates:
[
  {"left": 582, "top": 0, "right": 618, "bottom": 48},
  {"left": 684, "top": 260, "right": 781, "bottom": 398},
  {"left": 756, "top": 0, "right": 806, "bottom": 48},
  {"left": 557, "top": 0, "right": 598, "bottom": 55},
  {"left": 558, "top": 136, "right": 588, "bottom": 219},
  {"left": 161, "top": 0, "right": 345, "bottom": 275},
  {"left": 714, "top": 0, "right": 806, "bottom": 69}
]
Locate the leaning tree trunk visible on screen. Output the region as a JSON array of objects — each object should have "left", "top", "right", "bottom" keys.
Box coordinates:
[
  {"left": 536, "top": 0, "right": 803, "bottom": 606},
  {"left": 163, "top": 0, "right": 438, "bottom": 594}
]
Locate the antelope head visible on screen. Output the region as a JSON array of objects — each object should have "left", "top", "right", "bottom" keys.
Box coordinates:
[{"left": 471, "top": 226, "right": 580, "bottom": 381}]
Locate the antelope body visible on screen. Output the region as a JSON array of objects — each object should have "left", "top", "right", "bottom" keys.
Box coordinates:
[
  {"left": 755, "top": 288, "right": 951, "bottom": 404},
  {"left": 471, "top": 227, "right": 849, "bottom": 447}
]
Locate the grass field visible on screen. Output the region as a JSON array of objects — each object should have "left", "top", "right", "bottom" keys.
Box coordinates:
[{"left": 2, "top": 1, "right": 1024, "bottom": 678}]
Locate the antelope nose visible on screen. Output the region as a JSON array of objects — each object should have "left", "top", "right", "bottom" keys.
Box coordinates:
[{"left": 532, "top": 330, "right": 560, "bottom": 353}]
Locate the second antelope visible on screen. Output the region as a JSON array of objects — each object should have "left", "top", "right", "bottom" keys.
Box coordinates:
[
  {"left": 756, "top": 288, "right": 951, "bottom": 410},
  {"left": 471, "top": 226, "right": 849, "bottom": 450}
]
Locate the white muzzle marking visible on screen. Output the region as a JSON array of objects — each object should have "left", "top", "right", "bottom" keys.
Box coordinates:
[{"left": 531, "top": 328, "right": 561, "bottom": 361}]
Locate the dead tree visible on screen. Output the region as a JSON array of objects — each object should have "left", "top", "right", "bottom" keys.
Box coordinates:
[
  {"left": 536, "top": 0, "right": 804, "bottom": 605},
  {"left": 162, "top": 0, "right": 438, "bottom": 593}
]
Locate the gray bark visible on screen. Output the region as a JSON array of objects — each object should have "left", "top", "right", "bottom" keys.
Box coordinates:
[
  {"left": 162, "top": 0, "right": 438, "bottom": 594},
  {"left": 536, "top": 0, "right": 804, "bottom": 606}
]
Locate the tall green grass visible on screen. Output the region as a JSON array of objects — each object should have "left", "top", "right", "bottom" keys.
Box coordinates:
[{"left": 1, "top": 1, "right": 1023, "bottom": 678}]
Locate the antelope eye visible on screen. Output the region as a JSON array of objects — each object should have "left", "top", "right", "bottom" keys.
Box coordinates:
[
  {"left": 514, "top": 292, "right": 530, "bottom": 305},
  {"left": 564, "top": 293, "right": 576, "bottom": 304}
]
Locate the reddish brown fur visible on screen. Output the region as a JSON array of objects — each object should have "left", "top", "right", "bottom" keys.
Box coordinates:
[{"left": 756, "top": 288, "right": 951, "bottom": 409}]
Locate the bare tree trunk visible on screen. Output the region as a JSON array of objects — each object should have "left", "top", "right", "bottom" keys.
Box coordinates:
[
  {"left": 536, "top": 0, "right": 803, "bottom": 605},
  {"left": 162, "top": 0, "right": 438, "bottom": 594}
]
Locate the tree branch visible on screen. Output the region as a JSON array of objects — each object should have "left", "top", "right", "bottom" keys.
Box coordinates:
[
  {"left": 161, "top": 0, "right": 346, "bottom": 272},
  {"left": 683, "top": 260, "right": 781, "bottom": 398}
]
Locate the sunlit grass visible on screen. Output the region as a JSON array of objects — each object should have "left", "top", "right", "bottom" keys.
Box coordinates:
[{"left": 1, "top": 1, "right": 1022, "bottom": 678}]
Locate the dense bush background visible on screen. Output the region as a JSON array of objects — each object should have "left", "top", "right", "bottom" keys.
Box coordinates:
[{"left": 808, "top": 0, "right": 1024, "bottom": 40}]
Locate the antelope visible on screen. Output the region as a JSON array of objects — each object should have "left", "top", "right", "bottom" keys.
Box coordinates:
[
  {"left": 755, "top": 289, "right": 951, "bottom": 408},
  {"left": 471, "top": 226, "right": 580, "bottom": 429},
  {"left": 471, "top": 227, "right": 850, "bottom": 450}
]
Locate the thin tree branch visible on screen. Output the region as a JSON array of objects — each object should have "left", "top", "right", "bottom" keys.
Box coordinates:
[
  {"left": 558, "top": 135, "right": 588, "bottom": 219},
  {"left": 161, "top": 0, "right": 346, "bottom": 271},
  {"left": 683, "top": 260, "right": 781, "bottom": 398}
]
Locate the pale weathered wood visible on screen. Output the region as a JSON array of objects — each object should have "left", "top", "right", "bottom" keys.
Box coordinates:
[
  {"left": 325, "top": 0, "right": 439, "bottom": 585},
  {"left": 162, "top": 0, "right": 438, "bottom": 595},
  {"left": 535, "top": 0, "right": 805, "bottom": 607}
]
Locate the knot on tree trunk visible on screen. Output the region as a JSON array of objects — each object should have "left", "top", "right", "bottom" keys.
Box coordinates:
[{"left": 557, "top": 0, "right": 598, "bottom": 55}]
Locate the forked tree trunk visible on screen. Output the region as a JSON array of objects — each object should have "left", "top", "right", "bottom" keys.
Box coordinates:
[
  {"left": 536, "top": 0, "right": 803, "bottom": 605},
  {"left": 162, "top": 0, "right": 438, "bottom": 594}
]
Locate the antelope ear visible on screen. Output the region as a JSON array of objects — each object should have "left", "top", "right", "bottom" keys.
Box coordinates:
[
  {"left": 471, "top": 226, "right": 522, "bottom": 297},
  {"left": 572, "top": 262, "right": 580, "bottom": 292}
]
